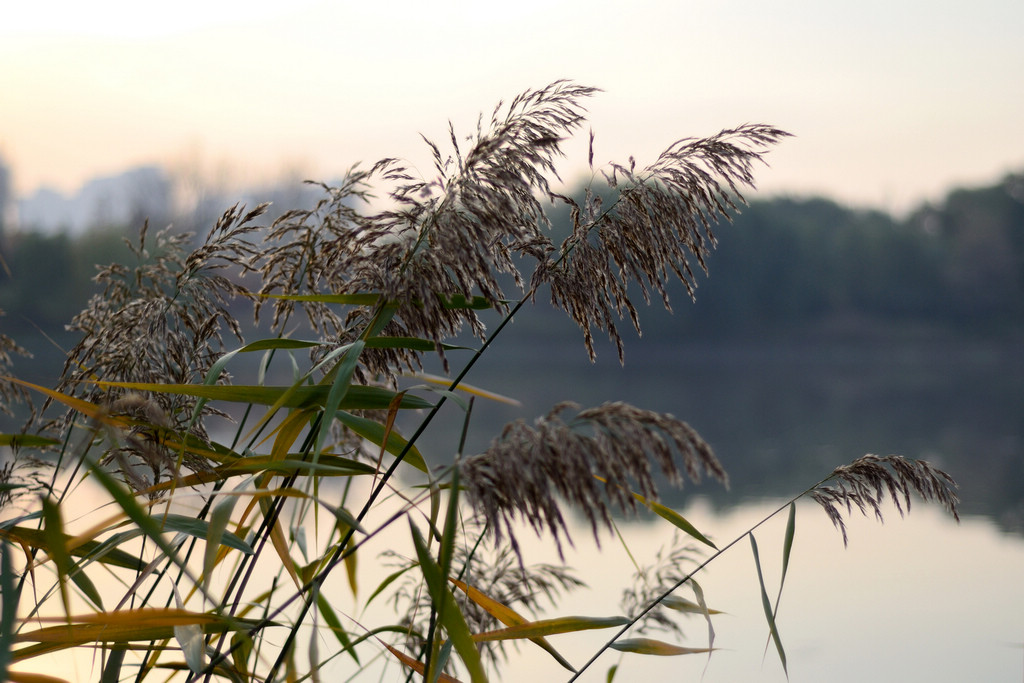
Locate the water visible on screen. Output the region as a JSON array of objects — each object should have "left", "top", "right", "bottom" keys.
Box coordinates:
[
  {"left": 393, "top": 333, "right": 1024, "bottom": 681},
  {"left": 7, "top": 332, "right": 1023, "bottom": 681}
]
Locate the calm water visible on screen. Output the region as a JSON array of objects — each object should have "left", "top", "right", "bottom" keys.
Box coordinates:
[
  {"left": 395, "top": 334, "right": 1024, "bottom": 681},
  {"left": 411, "top": 335, "right": 1024, "bottom": 529},
  {"left": 8, "top": 331, "right": 1023, "bottom": 681}
]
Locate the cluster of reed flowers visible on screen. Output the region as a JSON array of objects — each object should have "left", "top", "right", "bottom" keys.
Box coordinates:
[{"left": 0, "top": 80, "right": 962, "bottom": 682}]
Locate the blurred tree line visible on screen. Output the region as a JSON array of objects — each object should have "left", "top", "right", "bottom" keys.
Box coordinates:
[
  {"left": 682, "top": 174, "right": 1024, "bottom": 338},
  {"left": 1, "top": 172, "right": 1022, "bottom": 346}
]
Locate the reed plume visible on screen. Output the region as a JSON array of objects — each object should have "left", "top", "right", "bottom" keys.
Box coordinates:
[{"left": 811, "top": 454, "right": 960, "bottom": 545}]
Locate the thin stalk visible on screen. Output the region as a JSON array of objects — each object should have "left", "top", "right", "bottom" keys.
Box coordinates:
[
  {"left": 568, "top": 475, "right": 833, "bottom": 682},
  {"left": 204, "top": 185, "right": 640, "bottom": 679}
]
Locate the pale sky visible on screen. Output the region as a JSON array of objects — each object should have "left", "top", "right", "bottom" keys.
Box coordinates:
[{"left": 2, "top": 0, "right": 1023, "bottom": 213}]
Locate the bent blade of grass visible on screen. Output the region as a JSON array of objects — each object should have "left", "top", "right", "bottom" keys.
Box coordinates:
[
  {"left": 763, "top": 502, "right": 797, "bottom": 662},
  {"left": 237, "top": 338, "right": 324, "bottom": 352},
  {"left": 158, "top": 514, "right": 253, "bottom": 555},
  {"left": 315, "top": 590, "right": 359, "bottom": 665},
  {"left": 690, "top": 578, "right": 717, "bottom": 675},
  {"left": 431, "top": 640, "right": 455, "bottom": 683},
  {"left": 257, "top": 496, "right": 303, "bottom": 590},
  {"left": 609, "top": 638, "right": 714, "bottom": 656},
  {"left": 171, "top": 583, "right": 205, "bottom": 673},
  {"left": 410, "top": 372, "right": 522, "bottom": 407},
  {"left": 594, "top": 476, "right": 716, "bottom": 549},
  {"left": 0, "top": 541, "right": 18, "bottom": 680},
  {"left": 83, "top": 456, "right": 213, "bottom": 605},
  {"left": 99, "top": 646, "right": 126, "bottom": 683},
  {"left": 145, "top": 454, "right": 374, "bottom": 494},
  {"left": 365, "top": 336, "right": 469, "bottom": 352},
  {"left": 0, "top": 435, "right": 60, "bottom": 448},
  {"left": 365, "top": 565, "right": 415, "bottom": 611},
  {"left": 451, "top": 578, "right": 575, "bottom": 673},
  {"left": 89, "top": 380, "right": 433, "bottom": 411},
  {"left": 334, "top": 411, "right": 428, "bottom": 474},
  {"left": 188, "top": 336, "right": 325, "bottom": 426},
  {"left": 382, "top": 642, "right": 464, "bottom": 683},
  {"left": 40, "top": 497, "right": 75, "bottom": 616},
  {"left": 204, "top": 496, "right": 241, "bottom": 584},
  {"left": 315, "top": 340, "right": 364, "bottom": 456},
  {"left": 230, "top": 631, "right": 254, "bottom": 680},
  {"left": 3, "top": 378, "right": 123, "bottom": 427},
  {"left": 781, "top": 502, "right": 796, "bottom": 590},
  {"left": 749, "top": 532, "right": 787, "bottom": 677},
  {"left": 410, "top": 521, "right": 487, "bottom": 683},
  {"left": 661, "top": 595, "right": 723, "bottom": 615},
  {"left": 8, "top": 671, "right": 71, "bottom": 683},
  {"left": 14, "top": 609, "right": 263, "bottom": 649}
]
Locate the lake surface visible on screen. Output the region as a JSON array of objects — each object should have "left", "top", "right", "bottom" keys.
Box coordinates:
[
  {"left": 6, "top": 329, "right": 1022, "bottom": 681},
  {"left": 395, "top": 333, "right": 1024, "bottom": 681},
  {"left": 411, "top": 334, "right": 1023, "bottom": 527}
]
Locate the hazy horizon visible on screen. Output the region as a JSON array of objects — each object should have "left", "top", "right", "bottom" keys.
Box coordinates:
[{"left": 4, "top": 0, "right": 1024, "bottom": 215}]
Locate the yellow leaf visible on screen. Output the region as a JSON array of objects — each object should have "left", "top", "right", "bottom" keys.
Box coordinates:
[
  {"left": 609, "top": 637, "right": 715, "bottom": 656},
  {"left": 7, "top": 671, "right": 71, "bottom": 683},
  {"left": 473, "top": 616, "right": 629, "bottom": 642},
  {"left": 381, "top": 643, "right": 464, "bottom": 683},
  {"left": 451, "top": 578, "right": 576, "bottom": 673},
  {"left": 409, "top": 372, "right": 521, "bottom": 406}
]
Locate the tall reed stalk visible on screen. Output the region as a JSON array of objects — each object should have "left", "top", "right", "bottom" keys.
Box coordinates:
[{"left": 0, "top": 81, "right": 957, "bottom": 682}]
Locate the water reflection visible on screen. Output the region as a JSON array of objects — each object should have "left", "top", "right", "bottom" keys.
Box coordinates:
[
  {"left": 407, "top": 337, "right": 1024, "bottom": 534},
  {"left": 495, "top": 501, "right": 1024, "bottom": 683}
]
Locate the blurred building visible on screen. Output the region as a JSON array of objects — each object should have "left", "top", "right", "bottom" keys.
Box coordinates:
[
  {"left": 17, "top": 165, "right": 173, "bottom": 234},
  {"left": 0, "top": 155, "right": 11, "bottom": 246}
]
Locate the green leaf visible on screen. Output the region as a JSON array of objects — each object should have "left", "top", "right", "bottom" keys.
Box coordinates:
[
  {"left": 451, "top": 578, "right": 576, "bottom": 673},
  {"left": 333, "top": 411, "right": 428, "bottom": 474},
  {"left": 265, "top": 292, "right": 381, "bottom": 305},
  {"left": 316, "top": 591, "right": 359, "bottom": 665},
  {"left": 439, "top": 294, "right": 492, "bottom": 310},
  {"left": 365, "top": 565, "right": 415, "bottom": 610},
  {"left": 238, "top": 338, "right": 323, "bottom": 352},
  {"left": 661, "top": 595, "right": 723, "bottom": 615},
  {"left": 0, "top": 434, "right": 60, "bottom": 448},
  {"left": 0, "top": 542, "right": 18, "bottom": 680},
  {"left": 0, "top": 527, "right": 142, "bottom": 571},
  {"left": 83, "top": 459, "right": 215, "bottom": 604},
  {"left": 92, "top": 381, "right": 433, "bottom": 411},
  {"left": 409, "top": 521, "right": 487, "bottom": 682},
  {"left": 763, "top": 503, "right": 797, "bottom": 665},
  {"left": 365, "top": 337, "right": 469, "bottom": 352},
  {"left": 609, "top": 638, "right": 714, "bottom": 656},
  {"left": 750, "top": 533, "right": 787, "bottom": 677},
  {"left": 41, "top": 496, "right": 73, "bottom": 615},
  {"left": 781, "top": 502, "right": 796, "bottom": 589},
  {"left": 204, "top": 496, "right": 239, "bottom": 584},
  {"left": 315, "top": 340, "right": 364, "bottom": 455},
  {"left": 215, "top": 454, "right": 376, "bottom": 478},
  {"left": 438, "top": 468, "right": 460, "bottom": 579},
  {"left": 690, "top": 578, "right": 716, "bottom": 671},
  {"left": 318, "top": 503, "right": 365, "bottom": 535},
  {"left": 99, "top": 646, "right": 126, "bottom": 683},
  {"left": 68, "top": 564, "right": 104, "bottom": 611},
  {"left": 160, "top": 514, "right": 253, "bottom": 555},
  {"left": 648, "top": 500, "right": 717, "bottom": 550}
]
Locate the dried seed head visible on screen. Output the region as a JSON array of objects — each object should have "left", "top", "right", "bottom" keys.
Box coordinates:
[
  {"left": 811, "top": 454, "right": 960, "bottom": 546},
  {"left": 460, "top": 402, "right": 727, "bottom": 559}
]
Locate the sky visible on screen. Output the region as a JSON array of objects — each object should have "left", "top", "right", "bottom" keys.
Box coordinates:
[{"left": 2, "top": 0, "right": 1024, "bottom": 214}]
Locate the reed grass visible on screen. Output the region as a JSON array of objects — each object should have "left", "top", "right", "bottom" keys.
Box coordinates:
[{"left": 0, "top": 81, "right": 958, "bottom": 682}]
